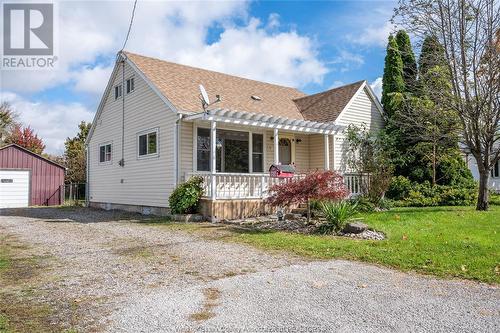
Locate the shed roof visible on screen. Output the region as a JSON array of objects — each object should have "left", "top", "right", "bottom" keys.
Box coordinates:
[{"left": 0, "top": 144, "right": 66, "bottom": 169}]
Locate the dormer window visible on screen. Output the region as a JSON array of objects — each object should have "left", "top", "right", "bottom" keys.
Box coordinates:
[{"left": 251, "top": 95, "right": 262, "bottom": 101}]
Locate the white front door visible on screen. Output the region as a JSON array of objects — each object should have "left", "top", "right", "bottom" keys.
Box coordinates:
[{"left": 0, "top": 170, "right": 30, "bottom": 208}]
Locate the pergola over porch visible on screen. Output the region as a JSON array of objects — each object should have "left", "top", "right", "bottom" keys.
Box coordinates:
[{"left": 182, "top": 108, "right": 364, "bottom": 201}]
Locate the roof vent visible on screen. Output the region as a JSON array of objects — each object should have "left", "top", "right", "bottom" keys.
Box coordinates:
[{"left": 251, "top": 95, "right": 262, "bottom": 101}]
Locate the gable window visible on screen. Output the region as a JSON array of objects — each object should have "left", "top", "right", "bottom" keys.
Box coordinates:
[
  {"left": 138, "top": 129, "right": 158, "bottom": 157},
  {"left": 126, "top": 77, "right": 135, "bottom": 94},
  {"left": 114, "top": 84, "right": 122, "bottom": 100},
  {"left": 99, "top": 143, "right": 112, "bottom": 163},
  {"left": 492, "top": 161, "right": 499, "bottom": 178}
]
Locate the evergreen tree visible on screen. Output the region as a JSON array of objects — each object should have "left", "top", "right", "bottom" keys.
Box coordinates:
[
  {"left": 395, "top": 30, "right": 417, "bottom": 92},
  {"left": 381, "top": 35, "right": 405, "bottom": 117},
  {"left": 418, "top": 35, "right": 447, "bottom": 76}
]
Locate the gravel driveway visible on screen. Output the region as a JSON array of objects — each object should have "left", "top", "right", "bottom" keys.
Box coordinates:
[{"left": 0, "top": 207, "right": 498, "bottom": 332}]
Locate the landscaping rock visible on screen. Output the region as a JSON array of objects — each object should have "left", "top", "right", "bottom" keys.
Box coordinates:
[
  {"left": 340, "top": 229, "right": 385, "bottom": 240},
  {"left": 172, "top": 214, "right": 205, "bottom": 222},
  {"left": 344, "top": 222, "right": 368, "bottom": 234}
]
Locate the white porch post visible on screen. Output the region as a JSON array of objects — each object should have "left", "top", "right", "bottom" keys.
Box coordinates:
[
  {"left": 210, "top": 120, "right": 217, "bottom": 200},
  {"left": 273, "top": 128, "right": 279, "bottom": 164},
  {"left": 324, "top": 134, "right": 330, "bottom": 170}
]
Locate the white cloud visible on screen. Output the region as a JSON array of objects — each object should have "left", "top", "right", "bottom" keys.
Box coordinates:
[
  {"left": 350, "top": 21, "right": 394, "bottom": 47},
  {"left": 1, "top": 0, "right": 327, "bottom": 94},
  {"left": 73, "top": 65, "right": 113, "bottom": 95},
  {"left": 330, "top": 50, "right": 364, "bottom": 72},
  {"left": 267, "top": 13, "right": 280, "bottom": 29},
  {"left": 370, "top": 77, "right": 383, "bottom": 99},
  {"left": 329, "top": 80, "right": 345, "bottom": 89},
  {"left": 0, "top": 92, "right": 94, "bottom": 155},
  {"left": 176, "top": 18, "right": 327, "bottom": 87}
]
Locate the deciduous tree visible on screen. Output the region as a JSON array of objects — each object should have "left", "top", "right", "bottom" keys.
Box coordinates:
[
  {"left": 0, "top": 102, "right": 18, "bottom": 146},
  {"left": 6, "top": 124, "right": 45, "bottom": 154}
]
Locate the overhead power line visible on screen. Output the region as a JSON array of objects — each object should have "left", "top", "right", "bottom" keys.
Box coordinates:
[{"left": 121, "top": 0, "right": 138, "bottom": 51}]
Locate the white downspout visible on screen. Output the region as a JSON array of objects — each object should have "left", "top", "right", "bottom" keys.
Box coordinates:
[
  {"left": 174, "top": 114, "right": 182, "bottom": 186},
  {"left": 85, "top": 144, "right": 89, "bottom": 207}
]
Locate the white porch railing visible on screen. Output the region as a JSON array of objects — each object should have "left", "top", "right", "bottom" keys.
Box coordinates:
[{"left": 185, "top": 172, "right": 366, "bottom": 199}]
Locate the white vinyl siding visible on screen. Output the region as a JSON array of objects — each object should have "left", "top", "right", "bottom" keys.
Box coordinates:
[
  {"left": 88, "top": 61, "right": 176, "bottom": 208},
  {"left": 334, "top": 87, "right": 384, "bottom": 171}
]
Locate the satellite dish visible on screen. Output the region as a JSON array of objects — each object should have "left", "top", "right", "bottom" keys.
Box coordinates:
[{"left": 199, "top": 84, "right": 210, "bottom": 106}]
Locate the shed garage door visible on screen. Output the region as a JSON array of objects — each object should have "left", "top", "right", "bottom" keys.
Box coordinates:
[{"left": 0, "top": 170, "right": 30, "bottom": 208}]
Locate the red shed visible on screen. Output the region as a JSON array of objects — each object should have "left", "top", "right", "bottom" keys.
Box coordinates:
[{"left": 0, "top": 144, "right": 65, "bottom": 208}]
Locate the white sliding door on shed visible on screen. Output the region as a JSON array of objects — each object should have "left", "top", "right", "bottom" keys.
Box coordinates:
[{"left": 0, "top": 170, "right": 30, "bottom": 208}]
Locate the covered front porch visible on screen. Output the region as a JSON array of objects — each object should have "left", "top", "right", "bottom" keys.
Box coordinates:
[{"left": 180, "top": 108, "right": 363, "bottom": 205}]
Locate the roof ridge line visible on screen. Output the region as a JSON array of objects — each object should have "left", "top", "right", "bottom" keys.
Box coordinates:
[
  {"left": 122, "top": 50, "right": 306, "bottom": 94},
  {"left": 293, "top": 80, "right": 365, "bottom": 102}
]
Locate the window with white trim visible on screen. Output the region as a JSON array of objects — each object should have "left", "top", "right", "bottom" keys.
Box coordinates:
[
  {"left": 195, "top": 127, "right": 264, "bottom": 173},
  {"left": 114, "top": 84, "right": 122, "bottom": 100},
  {"left": 138, "top": 129, "right": 158, "bottom": 157},
  {"left": 252, "top": 133, "right": 264, "bottom": 172},
  {"left": 99, "top": 143, "right": 112, "bottom": 163},
  {"left": 126, "top": 77, "right": 134, "bottom": 94}
]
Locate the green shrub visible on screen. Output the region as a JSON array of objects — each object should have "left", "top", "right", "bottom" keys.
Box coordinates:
[
  {"left": 168, "top": 176, "right": 204, "bottom": 214},
  {"left": 318, "top": 201, "right": 358, "bottom": 234},
  {"left": 391, "top": 181, "right": 476, "bottom": 207},
  {"left": 351, "top": 196, "right": 376, "bottom": 212},
  {"left": 490, "top": 192, "right": 500, "bottom": 205},
  {"left": 387, "top": 176, "right": 412, "bottom": 200}
]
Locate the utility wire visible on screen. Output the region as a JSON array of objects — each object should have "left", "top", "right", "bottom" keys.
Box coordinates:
[{"left": 121, "top": 0, "right": 138, "bottom": 51}]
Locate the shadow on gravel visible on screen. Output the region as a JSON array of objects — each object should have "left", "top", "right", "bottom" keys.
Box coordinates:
[{"left": 0, "top": 207, "right": 145, "bottom": 224}]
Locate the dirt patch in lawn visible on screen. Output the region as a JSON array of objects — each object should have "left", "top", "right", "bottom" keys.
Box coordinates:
[
  {"left": 189, "top": 287, "right": 222, "bottom": 322},
  {"left": 0, "top": 234, "right": 71, "bottom": 333}
]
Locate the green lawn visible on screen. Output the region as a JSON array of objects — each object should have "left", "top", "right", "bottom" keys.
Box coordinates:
[{"left": 195, "top": 206, "right": 499, "bottom": 284}]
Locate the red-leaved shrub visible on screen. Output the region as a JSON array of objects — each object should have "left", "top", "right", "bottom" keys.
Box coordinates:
[{"left": 265, "top": 171, "right": 348, "bottom": 221}]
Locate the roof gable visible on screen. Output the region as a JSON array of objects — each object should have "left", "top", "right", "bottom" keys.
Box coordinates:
[
  {"left": 123, "top": 51, "right": 307, "bottom": 119},
  {"left": 294, "top": 80, "right": 365, "bottom": 123}
]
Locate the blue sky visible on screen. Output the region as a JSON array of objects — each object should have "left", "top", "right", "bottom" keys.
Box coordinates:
[{"left": 1, "top": 0, "right": 396, "bottom": 154}]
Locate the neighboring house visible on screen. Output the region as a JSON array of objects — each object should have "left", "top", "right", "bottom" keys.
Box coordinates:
[
  {"left": 0, "top": 144, "right": 65, "bottom": 208},
  {"left": 86, "top": 51, "right": 384, "bottom": 219},
  {"left": 465, "top": 153, "right": 500, "bottom": 192}
]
